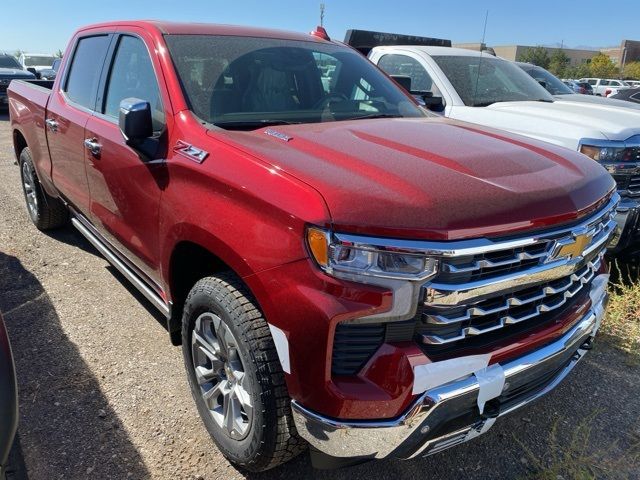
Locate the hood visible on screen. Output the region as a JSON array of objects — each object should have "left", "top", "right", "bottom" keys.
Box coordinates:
[
  {"left": 212, "top": 117, "right": 614, "bottom": 240},
  {"left": 554, "top": 93, "right": 640, "bottom": 111},
  {"left": 451, "top": 100, "right": 640, "bottom": 149},
  {"left": 0, "top": 68, "right": 35, "bottom": 79}
]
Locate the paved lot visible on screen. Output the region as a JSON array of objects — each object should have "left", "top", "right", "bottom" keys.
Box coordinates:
[{"left": 0, "top": 111, "right": 639, "bottom": 479}]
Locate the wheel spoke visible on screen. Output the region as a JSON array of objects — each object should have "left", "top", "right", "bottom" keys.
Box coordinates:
[
  {"left": 202, "top": 380, "right": 225, "bottom": 410},
  {"left": 195, "top": 365, "right": 217, "bottom": 385},
  {"left": 235, "top": 376, "right": 253, "bottom": 420}
]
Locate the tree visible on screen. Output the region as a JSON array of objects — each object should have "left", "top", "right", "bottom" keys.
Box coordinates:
[
  {"left": 13, "top": 49, "right": 23, "bottom": 58},
  {"left": 564, "top": 62, "right": 591, "bottom": 79},
  {"left": 55, "top": 49, "right": 63, "bottom": 58},
  {"left": 624, "top": 61, "right": 640, "bottom": 80},
  {"left": 518, "top": 46, "right": 550, "bottom": 69},
  {"left": 589, "top": 53, "right": 617, "bottom": 78},
  {"left": 548, "top": 49, "right": 570, "bottom": 78}
]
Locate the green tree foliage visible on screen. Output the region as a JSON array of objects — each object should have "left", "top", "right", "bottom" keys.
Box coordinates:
[
  {"left": 623, "top": 62, "right": 640, "bottom": 80},
  {"left": 548, "top": 49, "right": 570, "bottom": 78},
  {"left": 564, "top": 62, "right": 592, "bottom": 80},
  {"left": 55, "top": 49, "right": 63, "bottom": 58},
  {"left": 518, "top": 46, "right": 550, "bottom": 69},
  {"left": 589, "top": 53, "right": 617, "bottom": 78}
]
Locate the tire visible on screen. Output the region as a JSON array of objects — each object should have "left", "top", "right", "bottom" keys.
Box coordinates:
[
  {"left": 3, "top": 434, "right": 27, "bottom": 480},
  {"left": 19, "top": 147, "right": 67, "bottom": 230},
  {"left": 181, "top": 274, "right": 306, "bottom": 472}
]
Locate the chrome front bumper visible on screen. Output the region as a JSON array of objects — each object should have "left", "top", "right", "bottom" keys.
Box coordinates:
[
  {"left": 292, "top": 279, "right": 608, "bottom": 461},
  {"left": 610, "top": 195, "right": 640, "bottom": 251}
]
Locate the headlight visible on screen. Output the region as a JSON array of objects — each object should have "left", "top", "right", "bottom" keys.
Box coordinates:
[
  {"left": 580, "top": 138, "right": 640, "bottom": 163},
  {"left": 306, "top": 227, "right": 438, "bottom": 281}
]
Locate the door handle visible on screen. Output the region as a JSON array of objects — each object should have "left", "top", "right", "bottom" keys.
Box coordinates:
[
  {"left": 84, "top": 138, "right": 102, "bottom": 156},
  {"left": 45, "top": 118, "right": 58, "bottom": 133}
]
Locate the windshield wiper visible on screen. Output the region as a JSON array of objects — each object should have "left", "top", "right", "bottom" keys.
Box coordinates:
[
  {"left": 472, "top": 101, "right": 496, "bottom": 107},
  {"left": 213, "top": 119, "right": 303, "bottom": 130},
  {"left": 347, "top": 113, "right": 403, "bottom": 121}
]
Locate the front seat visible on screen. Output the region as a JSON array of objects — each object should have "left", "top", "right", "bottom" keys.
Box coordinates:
[{"left": 242, "top": 63, "right": 298, "bottom": 112}]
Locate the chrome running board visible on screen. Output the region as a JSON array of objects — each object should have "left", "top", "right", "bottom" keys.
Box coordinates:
[{"left": 71, "top": 217, "right": 171, "bottom": 317}]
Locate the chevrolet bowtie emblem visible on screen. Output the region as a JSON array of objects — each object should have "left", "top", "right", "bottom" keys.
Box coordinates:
[{"left": 552, "top": 233, "right": 592, "bottom": 260}]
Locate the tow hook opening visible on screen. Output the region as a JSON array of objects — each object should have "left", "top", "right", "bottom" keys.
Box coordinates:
[
  {"left": 481, "top": 399, "right": 501, "bottom": 419},
  {"left": 580, "top": 337, "right": 594, "bottom": 351}
]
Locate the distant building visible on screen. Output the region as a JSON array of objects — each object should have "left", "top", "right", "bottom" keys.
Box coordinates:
[
  {"left": 490, "top": 45, "right": 598, "bottom": 66},
  {"left": 601, "top": 40, "right": 640, "bottom": 66}
]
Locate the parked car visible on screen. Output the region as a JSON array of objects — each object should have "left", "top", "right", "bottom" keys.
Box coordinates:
[
  {"left": 361, "top": 34, "right": 640, "bottom": 252},
  {"left": 9, "top": 21, "right": 616, "bottom": 471},
  {"left": 520, "top": 64, "right": 639, "bottom": 111},
  {"left": 624, "top": 80, "right": 640, "bottom": 88},
  {"left": 39, "top": 58, "right": 61, "bottom": 81},
  {"left": 0, "top": 312, "right": 18, "bottom": 480},
  {"left": 578, "top": 77, "right": 630, "bottom": 97},
  {"left": 18, "top": 53, "right": 56, "bottom": 77},
  {"left": 0, "top": 53, "right": 35, "bottom": 110},
  {"left": 563, "top": 80, "right": 594, "bottom": 95},
  {"left": 611, "top": 87, "right": 640, "bottom": 104}
]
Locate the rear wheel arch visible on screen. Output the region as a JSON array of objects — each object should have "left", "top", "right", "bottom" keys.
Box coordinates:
[{"left": 12, "top": 129, "right": 27, "bottom": 162}]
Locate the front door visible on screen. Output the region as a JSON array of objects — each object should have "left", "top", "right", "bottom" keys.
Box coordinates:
[{"left": 83, "top": 33, "right": 168, "bottom": 285}]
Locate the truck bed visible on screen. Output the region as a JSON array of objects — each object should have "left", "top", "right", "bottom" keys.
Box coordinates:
[{"left": 8, "top": 80, "right": 53, "bottom": 188}]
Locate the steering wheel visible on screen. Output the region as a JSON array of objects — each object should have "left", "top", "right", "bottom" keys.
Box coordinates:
[{"left": 313, "top": 93, "right": 349, "bottom": 110}]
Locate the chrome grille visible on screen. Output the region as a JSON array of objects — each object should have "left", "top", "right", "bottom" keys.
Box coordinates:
[
  {"left": 419, "top": 260, "right": 598, "bottom": 345},
  {"left": 628, "top": 175, "right": 640, "bottom": 195},
  {"left": 437, "top": 202, "right": 616, "bottom": 285}
]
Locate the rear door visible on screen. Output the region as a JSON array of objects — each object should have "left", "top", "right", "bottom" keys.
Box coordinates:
[
  {"left": 46, "top": 33, "right": 112, "bottom": 213},
  {"left": 83, "top": 30, "right": 171, "bottom": 284}
]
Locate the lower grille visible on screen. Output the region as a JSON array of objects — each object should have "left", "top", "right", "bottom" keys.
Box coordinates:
[{"left": 331, "top": 323, "right": 385, "bottom": 376}]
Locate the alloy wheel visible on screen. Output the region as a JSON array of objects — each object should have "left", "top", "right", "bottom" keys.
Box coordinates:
[{"left": 191, "top": 312, "right": 253, "bottom": 439}]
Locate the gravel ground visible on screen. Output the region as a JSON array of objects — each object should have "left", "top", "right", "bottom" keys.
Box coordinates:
[{"left": 0, "top": 111, "right": 639, "bottom": 480}]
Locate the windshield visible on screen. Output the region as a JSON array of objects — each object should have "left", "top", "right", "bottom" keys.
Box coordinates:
[
  {"left": 24, "top": 55, "right": 55, "bottom": 67},
  {"left": 164, "top": 35, "right": 424, "bottom": 129},
  {"left": 520, "top": 65, "right": 573, "bottom": 95},
  {"left": 432, "top": 55, "right": 554, "bottom": 106},
  {"left": 0, "top": 55, "right": 21, "bottom": 69}
]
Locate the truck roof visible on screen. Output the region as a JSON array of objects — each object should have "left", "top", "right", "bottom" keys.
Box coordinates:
[
  {"left": 78, "top": 20, "right": 329, "bottom": 44},
  {"left": 372, "top": 45, "right": 489, "bottom": 57}
]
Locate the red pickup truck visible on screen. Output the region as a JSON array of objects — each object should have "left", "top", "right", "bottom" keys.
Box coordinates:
[{"left": 8, "top": 21, "right": 617, "bottom": 471}]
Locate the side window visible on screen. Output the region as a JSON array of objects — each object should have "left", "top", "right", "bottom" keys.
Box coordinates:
[
  {"left": 65, "top": 35, "right": 111, "bottom": 109},
  {"left": 588, "top": 79, "right": 597, "bottom": 85},
  {"left": 378, "top": 54, "right": 434, "bottom": 93},
  {"left": 600, "top": 80, "right": 610, "bottom": 86},
  {"left": 103, "top": 35, "right": 165, "bottom": 131}
]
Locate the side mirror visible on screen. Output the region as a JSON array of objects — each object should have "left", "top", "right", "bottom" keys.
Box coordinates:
[
  {"left": 390, "top": 75, "right": 412, "bottom": 93},
  {"left": 119, "top": 98, "right": 153, "bottom": 145},
  {"left": 419, "top": 91, "right": 444, "bottom": 111},
  {"left": 26, "top": 67, "right": 40, "bottom": 78}
]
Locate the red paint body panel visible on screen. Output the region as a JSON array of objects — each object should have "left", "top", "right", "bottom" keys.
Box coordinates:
[{"left": 7, "top": 20, "right": 614, "bottom": 422}]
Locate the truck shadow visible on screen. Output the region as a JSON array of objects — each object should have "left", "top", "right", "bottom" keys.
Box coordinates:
[{"left": 0, "top": 251, "right": 150, "bottom": 479}]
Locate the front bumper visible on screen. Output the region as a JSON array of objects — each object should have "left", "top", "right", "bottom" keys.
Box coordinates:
[
  {"left": 610, "top": 195, "right": 640, "bottom": 252},
  {"left": 292, "top": 278, "right": 608, "bottom": 461}
]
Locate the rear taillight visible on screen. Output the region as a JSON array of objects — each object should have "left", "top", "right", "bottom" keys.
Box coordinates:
[{"left": 605, "top": 89, "right": 612, "bottom": 96}]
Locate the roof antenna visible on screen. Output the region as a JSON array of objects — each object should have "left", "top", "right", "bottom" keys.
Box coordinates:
[
  {"left": 311, "top": 3, "right": 330, "bottom": 40},
  {"left": 472, "top": 10, "right": 489, "bottom": 107}
]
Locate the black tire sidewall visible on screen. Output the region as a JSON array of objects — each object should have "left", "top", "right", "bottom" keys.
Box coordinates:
[
  {"left": 181, "top": 282, "right": 269, "bottom": 467},
  {"left": 18, "top": 148, "right": 42, "bottom": 225}
]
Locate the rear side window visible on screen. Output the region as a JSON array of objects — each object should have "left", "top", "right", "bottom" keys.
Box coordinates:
[
  {"left": 64, "top": 35, "right": 111, "bottom": 109},
  {"left": 103, "top": 35, "right": 165, "bottom": 131}
]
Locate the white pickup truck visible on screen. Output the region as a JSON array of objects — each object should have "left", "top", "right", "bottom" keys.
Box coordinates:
[
  {"left": 579, "top": 78, "right": 631, "bottom": 97},
  {"left": 354, "top": 39, "right": 640, "bottom": 252}
]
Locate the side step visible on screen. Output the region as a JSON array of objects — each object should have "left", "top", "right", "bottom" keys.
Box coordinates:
[{"left": 71, "top": 217, "right": 171, "bottom": 317}]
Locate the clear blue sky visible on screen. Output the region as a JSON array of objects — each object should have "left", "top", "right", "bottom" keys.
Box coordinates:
[{"left": 2, "top": 0, "right": 639, "bottom": 54}]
